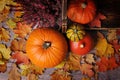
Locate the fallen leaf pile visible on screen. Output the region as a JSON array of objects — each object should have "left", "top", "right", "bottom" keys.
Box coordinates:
[{"left": 0, "top": 0, "right": 120, "bottom": 80}]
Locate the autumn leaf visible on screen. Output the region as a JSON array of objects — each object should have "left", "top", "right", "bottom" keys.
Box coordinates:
[
  {"left": 0, "top": 7, "right": 9, "bottom": 23},
  {"left": 111, "top": 39, "right": 120, "bottom": 54},
  {"left": 108, "top": 56, "right": 118, "bottom": 70},
  {"left": 19, "top": 64, "right": 30, "bottom": 76},
  {"left": 11, "top": 51, "right": 29, "bottom": 64},
  {"left": 0, "top": 44, "right": 11, "bottom": 60},
  {"left": 0, "top": 28, "right": 10, "bottom": 42},
  {"left": 104, "top": 43, "right": 114, "bottom": 57},
  {"left": 27, "top": 73, "right": 38, "bottom": 80},
  {"left": 29, "top": 63, "right": 45, "bottom": 75},
  {"left": 8, "top": 64, "right": 21, "bottom": 80},
  {"left": 6, "top": 19, "right": 16, "bottom": 29},
  {"left": 80, "top": 63, "right": 94, "bottom": 77},
  {"left": 81, "top": 77, "right": 91, "bottom": 80},
  {"left": 107, "top": 29, "right": 117, "bottom": 42},
  {"left": 0, "top": 0, "right": 17, "bottom": 12},
  {"left": 0, "top": 62, "right": 7, "bottom": 73},
  {"left": 96, "top": 57, "right": 109, "bottom": 72},
  {"left": 10, "top": 38, "right": 26, "bottom": 52},
  {"left": 64, "top": 52, "right": 81, "bottom": 71},
  {"left": 50, "top": 69, "right": 72, "bottom": 80},
  {"left": 89, "top": 13, "right": 106, "bottom": 27},
  {"left": 116, "top": 29, "right": 120, "bottom": 36},
  {"left": 13, "top": 22, "right": 32, "bottom": 38},
  {"left": 85, "top": 53, "right": 95, "bottom": 64}
]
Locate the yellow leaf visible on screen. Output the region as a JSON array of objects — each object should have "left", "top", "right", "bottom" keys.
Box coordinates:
[
  {"left": 104, "top": 44, "right": 114, "bottom": 57},
  {"left": 0, "top": 28, "right": 10, "bottom": 42},
  {"left": 6, "top": 19, "right": 16, "bottom": 29},
  {"left": 0, "top": 44, "right": 11, "bottom": 59},
  {"left": 95, "top": 38, "right": 108, "bottom": 57}
]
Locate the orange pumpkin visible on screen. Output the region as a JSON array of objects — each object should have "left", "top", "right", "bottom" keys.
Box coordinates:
[
  {"left": 26, "top": 28, "right": 68, "bottom": 68},
  {"left": 67, "top": 0, "right": 96, "bottom": 24}
]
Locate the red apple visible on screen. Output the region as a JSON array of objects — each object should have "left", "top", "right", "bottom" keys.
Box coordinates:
[{"left": 69, "top": 33, "right": 94, "bottom": 55}]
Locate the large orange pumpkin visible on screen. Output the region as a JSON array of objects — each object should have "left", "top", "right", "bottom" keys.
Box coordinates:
[
  {"left": 67, "top": 0, "right": 96, "bottom": 24},
  {"left": 26, "top": 28, "right": 68, "bottom": 68}
]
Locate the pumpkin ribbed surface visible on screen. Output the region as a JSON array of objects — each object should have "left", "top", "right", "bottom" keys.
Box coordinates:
[{"left": 26, "top": 28, "right": 68, "bottom": 68}]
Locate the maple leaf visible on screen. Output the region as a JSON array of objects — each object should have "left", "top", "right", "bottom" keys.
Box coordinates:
[
  {"left": 27, "top": 73, "right": 38, "bottom": 80},
  {"left": 89, "top": 13, "right": 106, "bottom": 27},
  {"left": 10, "top": 38, "right": 26, "bottom": 52},
  {"left": 29, "top": 63, "right": 45, "bottom": 75},
  {"left": 85, "top": 53, "right": 95, "bottom": 64},
  {"left": 8, "top": 64, "right": 21, "bottom": 80},
  {"left": 13, "top": 22, "right": 32, "bottom": 38},
  {"left": 0, "top": 28, "right": 10, "bottom": 42},
  {"left": 111, "top": 39, "right": 120, "bottom": 54},
  {"left": 11, "top": 51, "right": 29, "bottom": 64},
  {"left": 50, "top": 69, "right": 72, "bottom": 80},
  {"left": 0, "top": 44, "right": 11, "bottom": 60},
  {"left": 64, "top": 52, "right": 81, "bottom": 71},
  {"left": 108, "top": 56, "right": 118, "bottom": 70},
  {"left": 107, "top": 29, "right": 117, "bottom": 42},
  {"left": 96, "top": 57, "right": 109, "bottom": 72},
  {"left": 80, "top": 63, "right": 94, "bottom": 77}
]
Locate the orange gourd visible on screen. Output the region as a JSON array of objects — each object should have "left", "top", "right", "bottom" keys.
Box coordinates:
[
  {"left": 67, "top": 0, "right": 96, "bottom": 24},
  {"left": 26, "top": 28, "right": 68, "bottom": 68}
]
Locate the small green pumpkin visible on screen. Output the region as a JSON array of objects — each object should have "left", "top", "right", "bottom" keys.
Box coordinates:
[{"left": 66, "top": 24, "right": 85, "bottom": 42}]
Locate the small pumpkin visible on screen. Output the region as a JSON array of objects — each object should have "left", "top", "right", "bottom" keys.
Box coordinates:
[
  {"left": 66, "top": 24, "right": 85, "bottom": 42},
  {"left": 70, "top": 33, "right": 94, "bottom": 55},
  {"left": 67, "top": 0, "right": 96, "bottom": 24},
  {"left": 26, "top": 28, "right": 68, "bottom": 68}
]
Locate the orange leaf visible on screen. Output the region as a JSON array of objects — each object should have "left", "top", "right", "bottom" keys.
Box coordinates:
[
  {"left": 11, "top": 51, "right": 29, "bottom": 64},
  {"left": 10, "top": 39, "right": 26, "bottom": 52},
  {"left": 108, "top": 56, "right": 118, "bottom": 70},
  {"left": 13, "top": 22, "right": 32, "bottom": 38}
]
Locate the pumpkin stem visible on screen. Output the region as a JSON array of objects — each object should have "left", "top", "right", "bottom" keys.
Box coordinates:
[
  {"left": 42, "top": 41, "right": 51, "bottom": 49},
  {"left": 81, "top": 2, "right": 87, "bottom": 8}
]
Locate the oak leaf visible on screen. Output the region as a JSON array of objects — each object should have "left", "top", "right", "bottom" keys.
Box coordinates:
[
  {"left": 27, "top": 73, "right": 38, "bottom": 80},
  {"left": 8, "top": 64, "right": 21, "bottom": 80},
  {"left": 107, "top": 29, "right": 117, "bottom": 42},
  {"left": 6, "top": 19, "right": 16, "bottom": 29}
]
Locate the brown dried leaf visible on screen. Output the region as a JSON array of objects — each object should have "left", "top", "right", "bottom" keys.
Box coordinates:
[
  {"left": 8, "top": 64, "right": 21, "bottom": 80},
  {"left": 50, "top": 69, "right": 72, "bottom": 80},
  {"left": 80, "top": 63, "right": 94, "bottom": 77},
  {"left": 85, "top": 54, "right": 95, "bottom": 64},
  {"left": 27, "top": 73, "right": 38, "bottom": 80},
  {"left": 65, "top": 52, "right": 81, "bottom": 71},
  {"left": 107, "top": 29, "right": 117, "bottom": 42}
]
